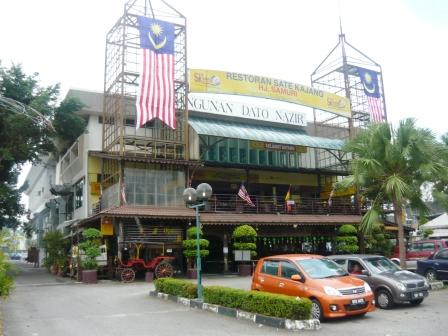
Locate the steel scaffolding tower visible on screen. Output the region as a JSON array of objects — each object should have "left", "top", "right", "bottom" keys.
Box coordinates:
[
  {"left": 102, "top": 0, "right": 187, "bottom": 159},
  {"left": 311, "top": 32, "right": 387, "bottom": 141}
]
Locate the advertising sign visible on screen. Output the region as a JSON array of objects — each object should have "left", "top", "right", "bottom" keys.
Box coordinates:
[{"left": 189, "top": 69, "right": 351, "bottom": 117}]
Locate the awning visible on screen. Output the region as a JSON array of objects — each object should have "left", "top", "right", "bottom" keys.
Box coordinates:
[{"left": 188, "top": 117, "right": 344, "bottom": 150}]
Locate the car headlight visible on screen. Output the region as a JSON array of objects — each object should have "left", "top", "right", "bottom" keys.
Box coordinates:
[
  {"left": 395, "top": 281, "right": 406, "bottom": 291},
  {"left": 324, "top": 286, "right": 342, "bottom": 296},
  {"left": 364, "top": 282, "right": 372, "bottom": 293}
]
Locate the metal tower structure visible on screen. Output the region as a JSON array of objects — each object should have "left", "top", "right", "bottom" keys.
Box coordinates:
[
  {"left": 102, "top": 0, "right": 187, "bottom": 157},
  {"left": 101, "top": 0, "right": 188, "bottom": 198},
  {"left": 311, "top": 31, "right": 387, "bottom": 141},
  {"left": 310, "top": 29, "right": 387, "bottom": 177}
]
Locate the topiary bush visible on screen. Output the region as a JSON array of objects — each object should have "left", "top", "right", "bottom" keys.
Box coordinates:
[
  {"left": 79, "top": 228, "right": 102, "bottom": 270},
  {"left": 336, "top": 224, "right": 359, "bottom": 253},
  {"left": 182, "top": 226, "right": 209, "bottom": 268},
  {"left": 232, "top": 224, "right": 257, "bottom": 257}
]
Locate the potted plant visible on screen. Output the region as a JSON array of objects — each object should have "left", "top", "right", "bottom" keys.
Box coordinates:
[
  {"left": 79, "top": 228, "right": 102, "bottom": 284},
  {"left": 182, "top": 226, "right": 209, "bottom": 279},
  {"left": 232, "top": 224, "right": 257, "bottom": 276}
]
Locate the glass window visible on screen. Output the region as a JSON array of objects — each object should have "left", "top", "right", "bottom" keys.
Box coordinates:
[
  {"left": 289, "top": 153, "right": 296, "bottom": 168},
  {"left": 280, "top": 152, "right": 288, "bottom": 167},
  {"left": 297, "top": 258, "right": 347, "bottom": 279},
  {"left": 249, "top": 149, "right": 258, "bottom": 165},
  {"left": 74, "top": 178, "right": 84, "bottom": 209},
  {"left": 364, "top": 257, "right": 401, "bottom": 273},
  {"left": 219, "top": 141, "right": 227, "bottom": 162},
  {"left": 280, "top": 261, "right": 299, "bottom": 278},
  {"left": 258, "top": 150, "right": 266, "bottom": 165},
  {"left": 333, "top": 259, "right": 346, "bottom": 267},
  {"left": 409, "top": 243, "right": 421, "bottom": 252},
  {"left": 268, "top": 151, "right": 275, "bottom": 166},
  {"left": 436, "top": 249, "right": 448, "bottom": 260},
  {"left": 421, "top": 243, "right": 435, "bottom": 251},
  {"left": 261, "top": 260, "right": 279, "bottom": 276}
]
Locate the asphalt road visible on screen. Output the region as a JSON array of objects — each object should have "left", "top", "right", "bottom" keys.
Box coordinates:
[{"left": 1, "top": 262, "right": 447, "bottom": 336}]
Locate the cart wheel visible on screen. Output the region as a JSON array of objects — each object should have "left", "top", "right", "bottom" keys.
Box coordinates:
[
  {"left": 155, "top": 262, "right": 174, "bottom": 279},
  {"left": 120, "top": 268, "right": 135, "bottom": 283}
]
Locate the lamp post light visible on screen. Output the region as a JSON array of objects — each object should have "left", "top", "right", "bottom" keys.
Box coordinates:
[{"left": 183, "top": 182, "right": 213, "bottom": 301}]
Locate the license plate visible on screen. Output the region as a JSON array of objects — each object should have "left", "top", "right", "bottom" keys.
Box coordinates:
[
  {"left": 351, "top": 298, "right": 365, "bottom": 304},
  {"left": 413, "top": 292, "right": 424, "bottom": 298}
]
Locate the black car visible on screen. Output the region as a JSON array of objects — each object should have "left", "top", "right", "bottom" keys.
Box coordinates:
[
  {"left": 417, "top": 248, "right": 448, "bottom": 281},
  {"left": 329, "top": 255, "right": 429, "bottom": 309}
]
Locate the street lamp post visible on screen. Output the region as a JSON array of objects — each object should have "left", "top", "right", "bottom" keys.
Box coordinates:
[{"left": 183, "top": 183, "right": 213, "bottom": 301}]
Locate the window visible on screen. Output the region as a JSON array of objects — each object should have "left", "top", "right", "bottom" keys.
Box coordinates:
[
  {"left": 333, "top": 259, "right": 346, "bottom": 267},
  {"left": 409, "top": 243, "right": 421, "bottom": 252},
  {"left": 74, "top": 178, "right": 84, "bottom": 209},
  {"left": 280, "top": 261, "right": 299, "bottom": 278},
  {"left": 249, "top": 149, "right": 258, "bottom": 165},
  {"left": 261, "top": 260, "right": 279, "bottom": 276},
  {"left": 421, "top": 243, "right": 435, "bottom": 251},
  {"left": 436, "top": 249, "right": 448, "bottom": 260}
]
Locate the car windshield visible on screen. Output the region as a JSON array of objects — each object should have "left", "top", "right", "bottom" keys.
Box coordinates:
[
  {"left": 296, "top": 258, "right": 348, "bottom": 279},
  {"left": 364, "top": 257, "right": 401, "bottom": 273}
]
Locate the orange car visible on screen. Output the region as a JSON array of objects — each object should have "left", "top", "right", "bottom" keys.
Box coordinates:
[{"left": 251, "top": 254, "right": 375, "bottom": 321}]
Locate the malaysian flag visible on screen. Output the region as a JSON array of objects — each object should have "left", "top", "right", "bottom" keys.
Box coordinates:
[
  {"left": 136, "top": 16, "right": 176, "bottom": 129},
  {"left": 357, "top": 67, "right": 384, "bottom": 123},
  {"left": 238, "top": 183, "right": 255, "bottom": 207}
]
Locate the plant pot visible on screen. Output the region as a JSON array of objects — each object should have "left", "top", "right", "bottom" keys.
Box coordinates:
[
  {"left": 145, "top": 272, "right": 154, "bottom": 282},
  {"left": 238, "top": 264, "right": 252, "bottom": 276},
  {"left": 82, "top": 269, "right": 98, "bottom": 284},
  {"left": 187, "top": 268, "right": 198, "bottom": 279}
]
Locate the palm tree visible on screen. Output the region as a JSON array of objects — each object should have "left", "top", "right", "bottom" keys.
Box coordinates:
[{"left": 336, "top": 119, "right": 447, "bottom": 268}]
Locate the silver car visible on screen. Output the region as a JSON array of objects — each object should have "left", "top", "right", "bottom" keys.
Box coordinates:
[{"left": 328, "top": 255, "right": 429, "bottom": 309}]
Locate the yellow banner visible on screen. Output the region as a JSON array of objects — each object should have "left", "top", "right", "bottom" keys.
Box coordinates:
[
  {"left": 101, "top": 217, "right": 114, "bottom": 236},
  {"left": 189, "top": 69, "right": 351, "bottom": 118}
]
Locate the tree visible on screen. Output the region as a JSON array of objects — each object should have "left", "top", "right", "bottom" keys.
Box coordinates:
[
  {"left": 0, "top": 62, "right": 86, "bottom": 230},
  {"left": 336, "top": 119, "right": 447, "bottom": 268},
  {"left": 182, "top": 226, "right": 209, "bottom": 269}
]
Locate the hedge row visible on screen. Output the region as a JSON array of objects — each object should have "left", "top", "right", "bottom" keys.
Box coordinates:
[
  {"left": 154, "top": 278, "right": 311, "bottom": 320},
  {"left": 154, "top": 278, "right": 197, "bottom": 299}
]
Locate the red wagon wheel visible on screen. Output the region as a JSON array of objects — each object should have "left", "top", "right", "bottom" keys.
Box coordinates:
[
  {"left": 154, "top": 261, "right": 174, "bottom": 279},
  {"left": 120, "top": 268, "right": 135, "bottom": 283}
]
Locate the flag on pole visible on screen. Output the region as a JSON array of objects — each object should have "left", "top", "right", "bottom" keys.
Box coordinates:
[
  {"left": 285, "top": 184, "right": 294, "bottom": 213},
  {"left": 136, "top": 16, "right": 176, "bottom": 129},
  {"left": 357, "top": 67, "right": 384, "bottom": 123},
  {"left": 238, "top": 183, "right": 255, "bottom": 207}
]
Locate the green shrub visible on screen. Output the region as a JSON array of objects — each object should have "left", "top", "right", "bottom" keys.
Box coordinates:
[
  {"left": 79, "top": 228, "right": 102, "bottom": 270},
  {"left": 0, "top": 251, "right": 14, "bottom": 299},
  {"left": 337, "top": 224, "right": 359, "bottom": 253},
  {"left": 339, "top": 224, "right": 358, "bottom": 235},
  {"left": 42, "top": 231, "right": 69, "bottom": 270},
  {"left": 204, "top": 286, "right": 311, "bottom": 320},
  {"left": 154, "top": 278, "right": 197, "bottom": 299},
  {"left": 183, "top": 226, "right": 209, "bottom": 268},
  {"left": 232, "top": 224, "right": 257, "bottom": 257}
]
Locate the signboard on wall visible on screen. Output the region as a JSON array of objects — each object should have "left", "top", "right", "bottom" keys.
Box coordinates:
[
  {"left": 189, "top": 69, "right": 351, "bottom": 117},
  {"left": 101, "top": 217, "right": 114, "bottom": 236},
  {"left": 188, "top": 95, "right": 307, "bottom": 127},
  {"left": 250, "top": 141, "right": 307, "bottom": 153}
]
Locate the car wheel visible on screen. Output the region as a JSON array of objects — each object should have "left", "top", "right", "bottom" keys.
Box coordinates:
[
  {"left": 410, "top": 298, "right": 424, "bottom": 305},
  {"left": 425, "top": 269, "right": 437, "bottom": 282},
  {"left": 376, "top": 289, "right": 394, "bottom": 309},
  {"left": 311, "top": 299, "right": 323, "bottom": 321}
]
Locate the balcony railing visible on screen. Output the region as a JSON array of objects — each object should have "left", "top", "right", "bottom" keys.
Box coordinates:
[
  {"left": 203, "top": 194, "right": 361, "bottom": 216},
  {"left": 90, "top": 194, "right": 362, "bottom": 216}
]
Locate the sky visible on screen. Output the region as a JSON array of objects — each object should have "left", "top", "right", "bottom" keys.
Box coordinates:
[{"left": 2, "top": 0, "right": 448, "bottom": 202}]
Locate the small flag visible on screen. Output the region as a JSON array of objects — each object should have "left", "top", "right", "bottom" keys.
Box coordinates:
[
  {"left": 285, "top": 185, "right": 294, "bottom": 213},
  {"left": 357, "top": 67, "right": 384, "bottom": 123},
  {"left": 238, "top": 183, "right": 255, "bottom": 207},
  {"left": 136, "top": 16, "right": 176, "bottom": 129},
  {"left": 120, "top": 178, "right": 127, "bottom": 204}
]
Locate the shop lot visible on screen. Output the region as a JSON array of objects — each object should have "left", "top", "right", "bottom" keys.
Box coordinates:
[{"left": 2, "top": 262, "right": 448, "bottom": 336}]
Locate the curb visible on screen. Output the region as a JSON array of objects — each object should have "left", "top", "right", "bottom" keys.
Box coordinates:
[
  {"left": 429, "top": 281, "right": 444, "bottom": 290},
  {"left": 149, "top": 291, "right": 320, "bottom": 331}
]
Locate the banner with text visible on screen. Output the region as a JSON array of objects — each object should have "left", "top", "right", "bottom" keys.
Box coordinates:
[{"left": 189, "top": 69, "right": 351, "bottom": 117}]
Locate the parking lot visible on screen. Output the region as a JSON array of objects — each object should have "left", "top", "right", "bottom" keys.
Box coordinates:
[{"left": 1, "top": 262, "right": 448, "bottom": 336}]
